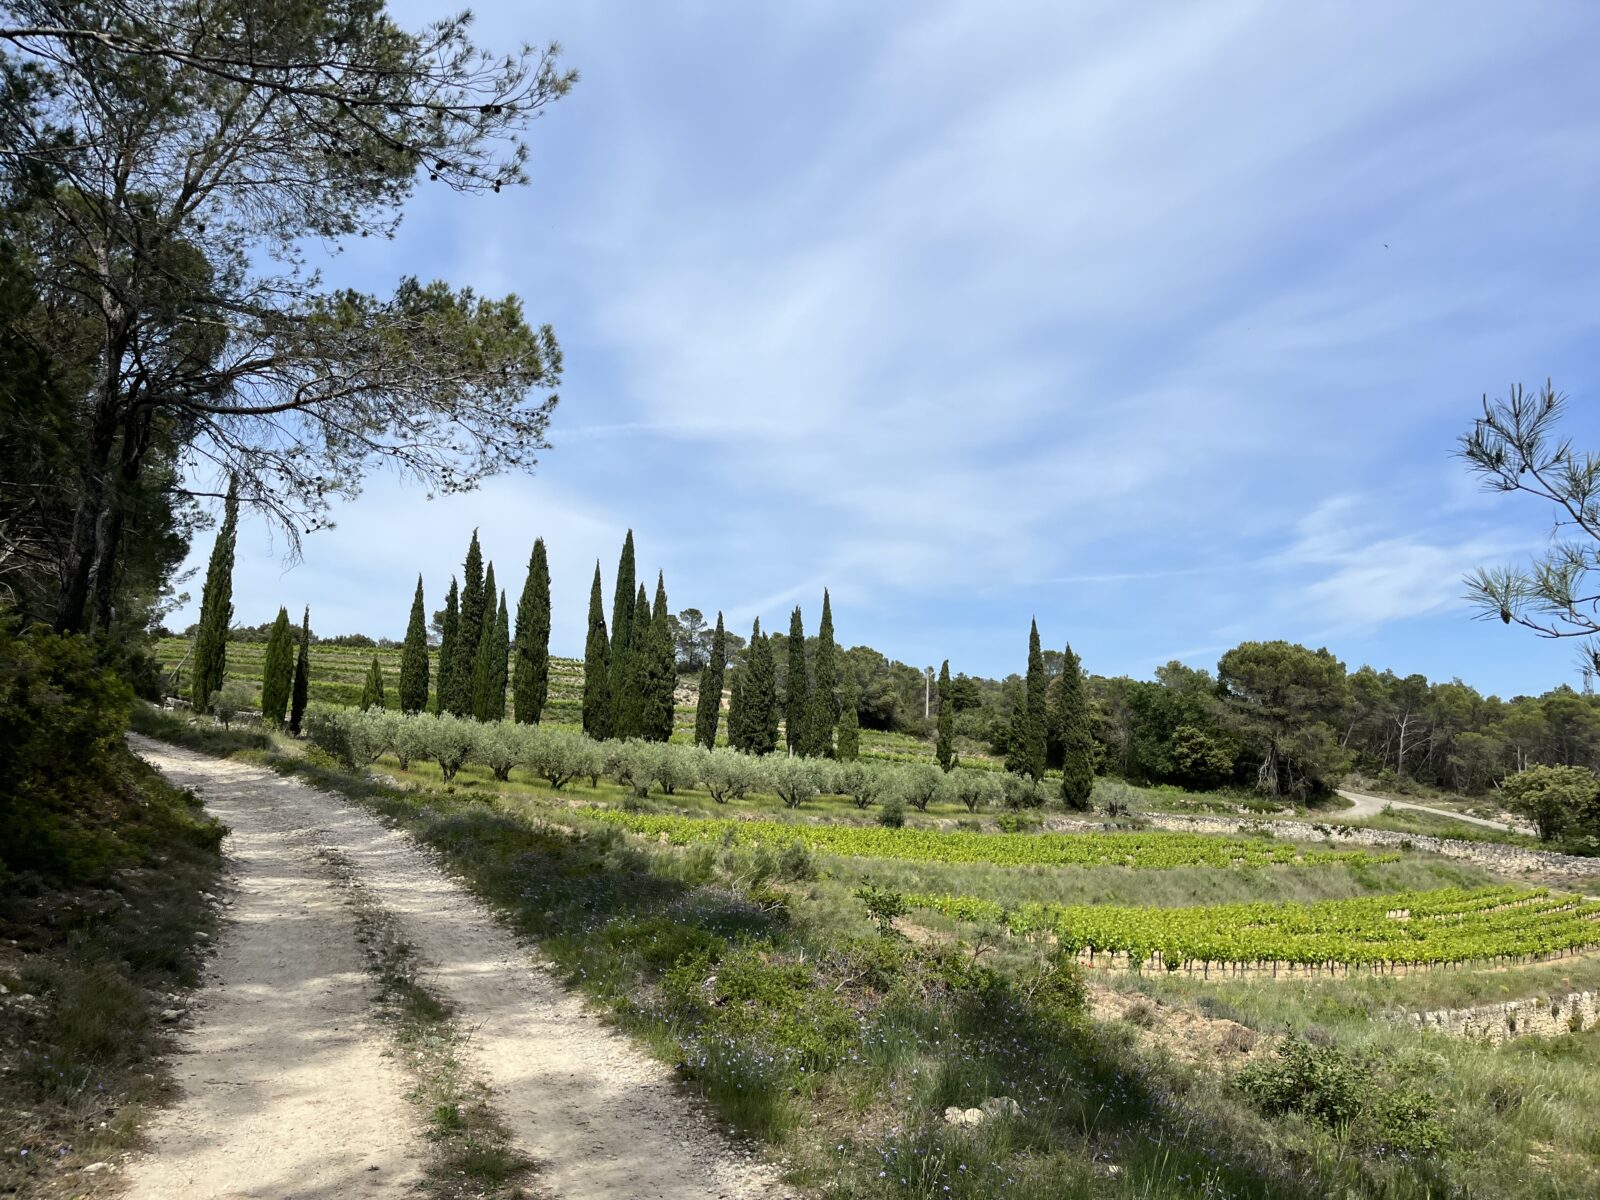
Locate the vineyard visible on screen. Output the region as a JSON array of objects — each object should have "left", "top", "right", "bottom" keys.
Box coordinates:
[
  {"left": 905, "top": 885, "right": 1600, "bottom": 971},
  {"left": 583, "top": 808, "right": 1399, "bottom": 869}
]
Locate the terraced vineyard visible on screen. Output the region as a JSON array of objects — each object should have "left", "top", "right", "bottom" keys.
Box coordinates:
[
  {"left": 584, "top": 808, "right": 1400, "bottom": 869},
  {"left": 906, "top": 885, "right": 1600, "bottom": 970}
]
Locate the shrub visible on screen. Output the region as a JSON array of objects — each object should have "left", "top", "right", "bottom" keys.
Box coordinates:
[
  {"left": 303, "top": 707, "right": 353, "bottom": 767},
  {"left": 209, "top": 680, "right": 255, "bottom": 728},
  {"left": 895, "top": 763, "right": 943, "bottom": 812},
  {"left": 701, "top": 747, "right": 766, "bottom": 803},
  {"left": 856, "top": 885, "right": 908, "bottom": 935},
  {"left": 769, "top": 756, "right": 820, "bottom": 809},
  {"left": 304, "top": 706, "right": 390, "bottom": 769},
  {"left": 838, "top": 761, "right": 887, "bottom": 809},
  {"left": 1501, "top": 764, "right": 1599, "bottom": 840},
  {"left": 1236, "top": 1038, "right": 1365, "bottom": 1130},
  {"left": 1002, "top": 771, "right": 1045, "bottom": 810},
  {"left": 877, "top": 796, "right": 906, "bottom": 828}
]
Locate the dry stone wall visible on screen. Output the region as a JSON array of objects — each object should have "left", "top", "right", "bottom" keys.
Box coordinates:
[{"left": 1404, "top": 991, "right": 1596, "bottom": 1043}]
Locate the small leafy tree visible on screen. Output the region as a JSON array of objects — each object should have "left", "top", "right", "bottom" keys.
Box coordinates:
[
  {"left": 701, "top": 747, "right": 767, "bottom": 803},
  {"left": 856, "top": 885, "right": 907, "bottom": 936},
  {"left": 475, "top": 720, "right": 523, "bottom": 781},
  {"left": 896, "top": 763, "right": 943, "bottom": 813},
  {"left": 942, "top": 767, "right": 1000, "bottom": 813},
  {"left": 1500, "top": 764, "right": 1598, "bottom": 840},
  {"left": 359, "top": 655, "right": 386, "bottom": 710},
  {"left": 422, "top": 712, "right": 479, "bottom": 783},
  {"left": 522, "top": 727, "right": 585, "bottom": 790},
  {"left": 838, "top": 761, "right": 886, "bottom": 809},
  {"left": 210, "top": 680, "right": 254, "bottom": 728},
  {"left": 655, "top": 743, "right": 705, "bottom": 796},
  {"left": 392, "top": 713, "right": 432, "bottom": 771},
  {"left": 770, "top": 755, "right": 820, "bottom": 809}
]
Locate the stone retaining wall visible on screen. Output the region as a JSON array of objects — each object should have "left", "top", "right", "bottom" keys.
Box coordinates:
[
  {"left": 1040, "top": 813, "right": 1600, "bottom": 879},
  {"left": 1404, "top": 991, "right": 1597, "bottom": 1043}
]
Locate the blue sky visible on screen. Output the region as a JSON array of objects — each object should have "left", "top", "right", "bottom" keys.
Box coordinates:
[{"left": 171, "top": 2, "right": 1600, "bottom": 699}]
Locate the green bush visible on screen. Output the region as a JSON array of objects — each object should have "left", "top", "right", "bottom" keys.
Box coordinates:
[{"left": 1236, "top": 1039, "right": 1365, "bottom": 1129}]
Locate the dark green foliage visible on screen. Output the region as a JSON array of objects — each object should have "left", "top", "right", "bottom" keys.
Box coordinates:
[
  {"left": 359, "top": 654, "right": 386, "bottom": 710},
  {"left": 582, "top": 562, "right": 612, "bottom": 739},
  {"left": 494, "top": 589, "right": 510, "bottom": 708},
  {"left": 746, "top": 623, "right": 780, "bottom": 754},
  {"left": 609, "top": 530, "right": 636, "bottom": 735},
  {"left": 836, "top": 676, "right": 860, "bottom": 761},
  {"left": 639, "top": 573, "right": 676, "bottom": 742},
  {"left": 1219, "top": 640, "right": 1349, "bottom": 798},
  {"left": 785, "top": 606, "right": 808, "bottom": 752},
  {"left": 189, "top": 476, "right": 238, "bottom": 708},
  {"left": 1055, "top": 643, "right": 1095, "bottom": 810},
  {"left": 1024, "top": 620, "right": 1048, "bottom": 781},
  {"left": 726, "top": 667, "right": 747, "bottom": 751},
  {"left": 616, "top": 583, "right": 651, "bottom": 738},
  {"left": 693, "top": 611, "right": 726, "bottom": 749},
  {"left": 446, "top": 531, "right": 484, "bottom": 715},
  {"left": 935, "top": 659, "right": 954, "bottom": 771},
  {"left": 259, "top": 606, "right": 294, "bottom": 725},
  {"left": 801, "top": 590, "right": 837, "bottom": 757},
  {"left": 399, "top": 575, "right": 430, "bottom": 713},
  {"left": 289, "top": 607, "right": 312, "bottom": 734},
  {"left": 436, "top": 578, "right": 459, "bottom": 715},
  {"left": 470, "top": 564, "right": 505, "bottom": 721},
  {"left": 512, "top": 538, "right": 551, "bottom": 723}
]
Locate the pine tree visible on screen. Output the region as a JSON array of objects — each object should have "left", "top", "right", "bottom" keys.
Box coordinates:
[
  {"left": 693, "top": 611, "right": 726, "bottom": 749},
  {"left": 582, "top": 562, "right": 612, "bottom": 739},
  {"left": 618, "top": 583, "right": 652, "bottom": 738},
  {"left": 436, "top": 578, "right": 459, "bottom": 714},
  {"left": 836, "top": 675, "right": 861, "bottom": 761},
  {"left": 608, "top": 530, "right": 636, "bottom": 734},
  {"left": 360, "top": 654, "right": 386, "bottom": 710},
  {"left": 726, "top": 667, "right": 747, "bottom": 751},
  {"left": 289, "top": 606, "right": 311, "bottom": 734},
  {"left": 399, "top": 576, "right": 430, "bottom": 713},
  {"left": 746, "top": 622, "right": 779, "bottom": 755},
  {"left": 639, "top": 572, "right": 676, "bottom": 741},
  {"left": 935, "top": 659, "right": 955, "bottom": 771},
  {"left": 1056, "top": 643, "right": 1096, "bottom": 810},
  {"left": 512, "top": 537, "right": 551, "bottom": 723},
  {"left": 190, "top": 475, "right": 239, "bottom": 708},
  {"left": 1023, "top": 619, "right": 1048, "bottom": 781},
  {"left": 802, "top": 590, "right": 838, "bottom": 757},
  {"left": 446, "top": 530, "right": 484, "bottom": 715},
  {"left": 785, "top": 605, "right": 808, "bottom": 753},
  {"left": 260, "top": 606, "right": 294, "bottom": 725},
  {"left": 470, "top": 563, "right": 502, "bottom": 720}
]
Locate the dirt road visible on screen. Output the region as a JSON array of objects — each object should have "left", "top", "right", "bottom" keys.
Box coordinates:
[
  {"left": 1335, "top": 788, "right": 1523, "bottom": 833},
  {"left": 124, "top": 735, "right": 788, "bottom": 1200}
]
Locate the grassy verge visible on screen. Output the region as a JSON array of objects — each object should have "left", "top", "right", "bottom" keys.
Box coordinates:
[
  {"left": 134, "top": 707, "right": 1582, "bottom": 1200},
  {"left": 0, "top": 750, "right": 225, "bottom": 1197},
  {"left": 314, "top": 846, "right": 536, "bottom": 1200}
]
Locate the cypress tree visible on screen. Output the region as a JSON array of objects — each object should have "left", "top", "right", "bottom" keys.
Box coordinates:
[
  {"left": 446, "top": 531, "right": 484, "bottom": 715},
  {"left": 618, "top": 582, "right": 651, "bottom": 738},
  {"left": 512, "top": 538, "right": 551, "bottom": 723},
  {"left": 190, "top": 475, "right": 239, "bottom": 708},
  {"left": 785, "top": 606, "right": 807, "bottom": 753},
  {"left": 470, "top": 562, "right": 502, "bottom": 720},
  {"left": 289, "top": 606, "right": 311, "bottom": 734},
  {"left": 494, "top": 589, "right": 511, "bottom": 712},
  {"left": 1056, "top": 643, "right": 1096, "bottom": 810},
  {"left": 693, "top": 611, "right": 726, "bottom": 749},
  {"left": 935, "top": 659, "right": 955, "bottom": 771},
  {"left": 726, "top": 667, "right": 747, "bottom": 751},
  {"left": 836, "top": 675, "right": 861, "bottom": 761},
  {"left": 399, "top": 576, "right": 430, "bottom": 713},
  {"left": 639, "top": 572, "right": 676, "bottom": 742},
  {"left": 436, "top": 578, "right": 459, "bottom": 714},
  {"left": 608, "top": 530, "right": 636, "bottom": 734},
  {"left": 260, "top": 606, "right": 294, "bottom": 725},
  {"left": 801, "top": 590, "right": 838, "bottom": 757},
  {"left": 745, "top": 621, "right": 779, "bottom": 755},
  {"left": 360, "top": 654, "right": 386, "bottom": 710},
  {"left": 1004, "top": 678, "right": 1029, "bottom": 775},
  {"left": 582, "top": 562, "right": 612, "bottom": 738},
  {"left": 1023, "top": 619, "right": 1048, "bottom": 781}
]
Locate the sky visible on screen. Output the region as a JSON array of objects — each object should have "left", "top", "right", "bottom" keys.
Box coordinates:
[{"left": 168, "top": 1, "right": 1600, "bottom": 699}]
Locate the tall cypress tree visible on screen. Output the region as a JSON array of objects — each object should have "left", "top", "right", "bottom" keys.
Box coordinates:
[
  {"left": 494, "top": 589, "right": 511, "bottom": 713},
  {"left": 836, "top": 675, "right": 861, "bottom": 761},
  {"left": 608, "top": 530, "right": 636, "bottom": 734},
  {"left": 1056, "top": 643, "right": 1096, "bottom": 810},
  {"left": 802, "top": 590, "right": 837, "bottom": 757},
  {"left": 618, "top": 582, "right": 651, "bottom": 738},
  {"left": 399, "top": 576, "right": 430, "bottom": 714},
  {"left": 694, "top": 611, "right": 726, "bottom": 749},
  {"left": 639, "top": 572, "right": 676, "bottom": 742},
  {"left": 470, "top": 562, "right": 501, "bottom": 720},
  {"left": 260, "top": 606, "right": 294, "bottom": 725},
  {"left": 726, "top": 666, "right": 747, "bottom": 751},
  {"left": 582, "top": 562, "right": 612, "bottom": 739},
  {"left": 360, "top": 654, "right": 386, "bottom": 710},
  {"left": 1023, "top": 619, "right": 1048, "bottom": 781},
  {"left": 785, "top": 606, "right": 808, "bottom": 753},
  {"left": 746, "top": 621, "right": 779, "bottom": 755},
  {"left": 512, "top": 538, "right": 551, "bottom": 723},
  {"left": 190, "top": 475, "right": 239, "bottom": 708},
  {"left": 436, "top": 578, "right": 459, "bottom": 714},
  {"left": 289, "top": 606, "right": 311, "bottom": 734},
  {"left": 935, "top": 659, "right": 955, "bottom": 771},
  {"left": 447, "top": 531, "right": 485, "bottom": 715}
]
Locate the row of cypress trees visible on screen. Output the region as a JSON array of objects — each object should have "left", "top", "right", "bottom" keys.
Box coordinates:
[
  {"left": 1002, "top": 618, "right": 1095, "bottom": 807},
  {"left": 579, "top": 531, "right": 679, "bottom": 742},
  {"left": 254, "top": 603, "right": 312, "bottom": 733}
]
